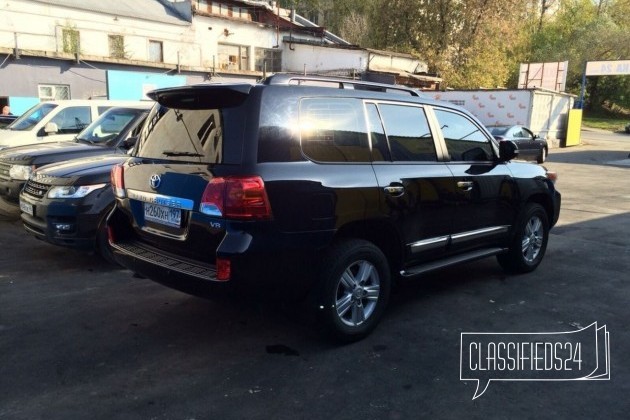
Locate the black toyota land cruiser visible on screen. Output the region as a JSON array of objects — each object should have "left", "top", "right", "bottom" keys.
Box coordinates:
[{"left": 107, "top": 75, "right": 561, "bottom": 342}]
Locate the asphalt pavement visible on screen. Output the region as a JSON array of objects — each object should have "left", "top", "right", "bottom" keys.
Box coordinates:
[{"left": 0, "top": 129, "right": 629, "bottom": 419}]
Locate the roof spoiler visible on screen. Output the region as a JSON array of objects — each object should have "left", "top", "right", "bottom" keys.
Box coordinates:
[{"left": 147, "top": 84, "right": 253, "bottom": 109}]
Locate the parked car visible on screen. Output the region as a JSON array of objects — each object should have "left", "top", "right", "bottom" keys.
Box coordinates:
[
  {"left": 107, "top": 75, "right": 561, "bottom": 342},
  {"left": 0, "top": 105, "right": 151, "bottom": 217},
  {"left": 0, "top": 114, "right": 18, "bottom": 129},
  {"left": 0, "top": 99, "right": 147, "bottom": 150},
  {"left": 488, "top": 125, "right": 548, "bottom": 163},
  {"left": 19, "top": 155, "right": 130, "bottom": 263}
]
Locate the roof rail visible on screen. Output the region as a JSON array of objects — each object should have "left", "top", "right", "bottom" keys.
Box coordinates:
[{"left": 262, "top": 74, "right": 421, "bottom": 97}]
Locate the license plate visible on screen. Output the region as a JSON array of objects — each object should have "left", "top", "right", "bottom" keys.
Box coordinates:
[
  {"left": 20, "top": 200, "right": 34, "bottom": 216},
  {"left": 144, "top": 203, "right": 181, "bottom": 227}
]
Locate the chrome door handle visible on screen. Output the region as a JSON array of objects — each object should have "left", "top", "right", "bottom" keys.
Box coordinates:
[
  {"left": 384, "top": 185, "right": 405, "bottom": 196},
  {"left": 457, "top": 181, "right": 474, "bottom": 191}
]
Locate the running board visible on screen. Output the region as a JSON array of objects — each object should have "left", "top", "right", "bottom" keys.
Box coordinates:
[{"left": 400, "top": 247, "right": 507, "bottom": 278}]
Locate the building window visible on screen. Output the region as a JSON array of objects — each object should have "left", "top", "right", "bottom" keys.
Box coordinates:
[
  {"left": 109, "top": 35, "right": 125, "bottom": 59},
  {"left": 62, "top": 28, "right": 80, "bottom": 53},
  {"left": 38, "top": 84, "right": 70, "bottom": 101},
  {"left": 149, "top": 40, "right": 163, "bottom": 62},
  {"left": 197, "top": 0, "right": 211, "bottom": 13},
  {"left": 194, "top": 1, "right": 252, "bottom": 20},
  {"left": 218, "top": 43, "right": 248, "bottom": 71},
  {"left": 255, "top": 48, "right": 282, "bottom": 72}
]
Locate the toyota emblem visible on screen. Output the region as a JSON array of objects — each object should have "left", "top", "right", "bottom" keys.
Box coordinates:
[{"left": 149, "top": 174, "right": 161, "bottom": 189}]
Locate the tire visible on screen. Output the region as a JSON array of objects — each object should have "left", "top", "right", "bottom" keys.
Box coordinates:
[
  {"left": 316, "top": 239, "right": 391, "bottom": 343},
  {"left": 537, "top": 148, "right": 547, "bottom": 164},
  {"left": 497, "top": 203, "right": 549, "bottom": 274}
]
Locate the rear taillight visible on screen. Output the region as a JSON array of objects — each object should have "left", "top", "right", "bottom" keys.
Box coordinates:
[
  {"left": 111, "top": 164, "right": 125, "bottom": 198},
  {"left": 216, "top": 257, "right": 231, "bottom": 281},
  {"left": 200, "top": 176, "right": 272, "bottom": 220},
  {"left": 546, "top": 170, "right": 558, "bottom": 184}
]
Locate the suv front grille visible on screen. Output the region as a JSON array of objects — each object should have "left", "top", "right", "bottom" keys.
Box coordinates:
[
  {"left": 23, "top": 180, "right": 51, "bottom": 199},
  {"left": 0, "top": 162, "right": 10, "bottom": 182}
]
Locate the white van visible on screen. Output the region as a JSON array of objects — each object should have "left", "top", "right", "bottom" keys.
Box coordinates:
[{"left": 0, "top": 100, "right": 150, "bottom": 150}]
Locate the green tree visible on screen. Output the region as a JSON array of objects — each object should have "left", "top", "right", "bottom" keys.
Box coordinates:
[
  {"left": 529, "top": 0, "right": 630, "bottom": 109},
  {"left": 282, "top": 0, "right": 630, "bottom": 109},
  {"left": 366, "top": 0, "right": 529, "bottom": 89}
]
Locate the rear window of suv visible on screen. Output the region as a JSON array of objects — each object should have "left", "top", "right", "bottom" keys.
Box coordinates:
[{"left": 135, "top": 105, "right": 243, "bottom": 164}]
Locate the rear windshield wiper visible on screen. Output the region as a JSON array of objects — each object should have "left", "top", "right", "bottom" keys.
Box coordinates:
[{"left": 162, "top": 151, "right": 204, "bottom": 157}]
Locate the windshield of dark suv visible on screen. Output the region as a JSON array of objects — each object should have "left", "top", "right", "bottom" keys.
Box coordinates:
[
  {"left": 135, "top": 106, "right": 227, "bottom": 163},
  {"left": 7, "top": 103, "right": 57, "bottom": 131},
  {"left": 75, "top": 107, "right": 145, "bottom": 146}
]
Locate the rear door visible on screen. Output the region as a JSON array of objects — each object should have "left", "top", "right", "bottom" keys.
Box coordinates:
[
  {"left": 368, "top": 102, "right": 455, "bottom": 266},
  {"left": 431, "top": 108, "right": 517, "bottom": 253},
  {"left": 121, "top": 103, "right": 245, "bottom": 263}
]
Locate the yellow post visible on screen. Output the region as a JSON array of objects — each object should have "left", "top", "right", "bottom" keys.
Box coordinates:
[{"left": 564, "top": 109, "right": 582, "bottom": 147}]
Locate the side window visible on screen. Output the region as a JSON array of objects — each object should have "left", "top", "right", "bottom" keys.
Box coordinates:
[
  {"left": 379, "top": 104, "right": 436, "bottom": 162},
  {"left": 522, "top": 127, "right": 534, "bottom": 139},
  {"left": 49, "top": 106, "right": 91, "bottom": 134},
  {"left": 510, "top": 127, "right": 524, "bottom": 138},
  {"left": 300, "top": 98, "right": 371, "bottom": 163},
  {"left": 129, "top": 117, "right": 146, "bottom": 138},
  {"left": 98, "top": 106, "right": 113, "bottom": 115},
  {"left": 434, "top": 109, "right": 493, "bottom": 162},
  {"left": 365, "top": 103, "right": 388, "bottom": 161}
]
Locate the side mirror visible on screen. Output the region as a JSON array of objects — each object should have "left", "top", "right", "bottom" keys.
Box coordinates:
[
  {"left": 44, "top": 122, "right": 59, "bottom": 134},
  {"left": 498, "top": 140, "right": 519, "bottom": 162},
  {"left": 123, "top": 136, "right": 138, "bottom": 149}
]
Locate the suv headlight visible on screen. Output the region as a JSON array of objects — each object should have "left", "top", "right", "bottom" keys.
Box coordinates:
[
  {"left": 9, "top": 165, "right": 35, "bottom": 180},
  {"left": 47, "top": 183, "right": 107, "bottom": 199}
]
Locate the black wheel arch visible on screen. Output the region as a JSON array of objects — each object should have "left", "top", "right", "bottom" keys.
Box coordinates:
[{"left": 333, "top": 219, "right": 404, "bottom": 280}]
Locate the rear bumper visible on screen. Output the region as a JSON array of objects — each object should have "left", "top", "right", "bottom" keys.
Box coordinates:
[
  {"left": 108, "top": 208, "right": 332, "bottom": 298},
  {"left": 110, "top": 239, "right": 230, "bottom": 297}
]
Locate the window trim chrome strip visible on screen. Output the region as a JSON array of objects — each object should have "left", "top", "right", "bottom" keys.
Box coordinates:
[
  {"left": 409, "top": 235, "right": 449, "bottom": 253},
  {"left": 450, "top": 225, "right": 509, "bottom": 244},
  {"left": 408, "top": 225, "right": 510, "bottom": 253}
]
